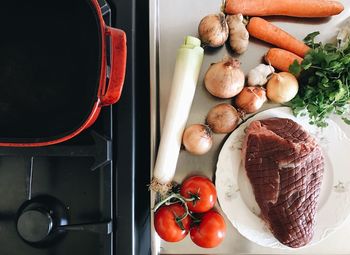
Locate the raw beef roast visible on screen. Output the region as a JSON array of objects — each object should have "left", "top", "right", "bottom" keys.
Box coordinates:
[{"left": 242, "top": 118, "right": 324, "bottom": 248}]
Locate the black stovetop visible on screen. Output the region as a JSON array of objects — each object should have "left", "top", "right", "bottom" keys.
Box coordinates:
[
  {"left": 0, "top": 111, "right": 113, "bottom": 254},
  {"left": 0, "top": 0, "right": 151, "bottom": 254},
  {"left": 110, "top": 0, "right": 151, "bottom": 254},
  {"left": 0, "top": 131, "right": 113, "bottom": 254},
  {"left": 0, "top": 2, "right": 115, "bottom": 255}
]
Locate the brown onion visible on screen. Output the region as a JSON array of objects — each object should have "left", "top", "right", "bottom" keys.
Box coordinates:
[
  {"left": 182, "top": 124, "right": 213, "bottom": 155},
  {"left": 204, "top": 57, "right": 245, "bottom": 99},
  {"left": 206, "top": 104, "right": 240, "bottom": 134},
  {"left": 198, "top": 13, "right": 229, "bottom": 48},
  {"left": 235, "top": 87, "right": 267, "bottom": 114}
]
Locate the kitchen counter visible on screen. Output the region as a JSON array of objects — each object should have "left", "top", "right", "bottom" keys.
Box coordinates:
[{"left": 149, "top": 0, "right": 350, "bottom": 254}]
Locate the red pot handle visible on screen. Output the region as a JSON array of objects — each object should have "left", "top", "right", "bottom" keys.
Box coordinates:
[{"left": 100, "top": 27, "right": 127, "bottom": 106}]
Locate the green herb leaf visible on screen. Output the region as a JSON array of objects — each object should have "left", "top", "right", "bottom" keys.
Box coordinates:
[
  {"left": 324, "top": 43, "right": 337, "bottom": 52},
  {"left": 342, "top": 117, "right": 350, "bottom": 125},
  {"left": 304, "top": 31, "right": 320, "bottom": 47},
  {"left": 325, "top": 53, "right": 339, "bottom": 64},
  {"left": 301, "top": 61, "right": 312, "bottom": 70},
  {"left": 289, "top": 60, "right": 302, "bottom": 76},
  {"left": 290, "top": 30, "right": 350, "bottom": 127},
  {"left": 335, "top": 81, "right": 346, "bottom": 101}
]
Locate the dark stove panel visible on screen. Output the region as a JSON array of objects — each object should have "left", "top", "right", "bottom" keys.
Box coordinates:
[
  {"left": 0, "top": 2, "right": 114, "bottom": 254},
  {"left": 0, "top": 230, "right": 110, "bottom": 255},
  {"left": 110, "top": 0, "right": 151, "bottom": 254},
  {"left": 0, "top": 157, "right": 28, "bottom": 211},
  {"left": 31, "top": 157, "right": 110, "bottom": 224},
  {"left": 0, "top": 152, "right": 112, "bottom": 255},
  {"left": 0, "top": 0, "right": 151, "bottom": 254}
]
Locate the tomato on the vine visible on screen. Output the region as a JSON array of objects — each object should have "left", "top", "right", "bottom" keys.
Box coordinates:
[
  {"left": 180, "top": 176, "right": 217, "bottom": 213},
  {"left": 190, "top": 211, "right": 226, "bottom": 248},
  {"left": 154, "top": 203, "right": 191, "bottom": 242}
]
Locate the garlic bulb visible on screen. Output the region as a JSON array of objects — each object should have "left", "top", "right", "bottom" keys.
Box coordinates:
[
  {"left": 248, "top": 64, "right": 275, "bottom": 86},
  {"left": 337, "top": 20, "right": 350, "bottom": 50}
]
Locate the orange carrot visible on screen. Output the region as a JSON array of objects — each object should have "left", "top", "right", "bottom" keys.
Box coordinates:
[
  {"left": 265, "top": 48, "right": 303, "bottom": 72},
  {"left": 247, "top": 17, "right": 310, "bottom": 57},
  {"left": 225, "top": 0, "right": 344, "bottom": 18}
]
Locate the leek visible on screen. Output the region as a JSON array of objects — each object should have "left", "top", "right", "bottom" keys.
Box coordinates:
[{"left": 151, "top": 36, "right": 204, "bottom": 194}]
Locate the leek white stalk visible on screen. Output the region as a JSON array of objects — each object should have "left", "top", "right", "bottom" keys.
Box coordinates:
[{"left": 151, "top": 36, "right": 204, "bottom": 194}]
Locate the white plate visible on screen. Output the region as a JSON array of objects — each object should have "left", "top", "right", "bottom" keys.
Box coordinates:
[{"left": 215, "top": 107, "right": 350, "bottom": 249}]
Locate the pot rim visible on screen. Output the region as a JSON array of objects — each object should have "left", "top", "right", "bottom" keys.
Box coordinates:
[{"left": 0, "top": 0, "right": 112, "bottom": 147}]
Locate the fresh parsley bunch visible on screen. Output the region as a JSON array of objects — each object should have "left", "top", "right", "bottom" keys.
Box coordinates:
[{"left": 289, "top": 31, "right": 350, "bottom": 127}]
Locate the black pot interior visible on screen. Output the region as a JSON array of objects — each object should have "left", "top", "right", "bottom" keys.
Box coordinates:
[{"left": 0, "top": 0, "right": 102, "bottom": 143}]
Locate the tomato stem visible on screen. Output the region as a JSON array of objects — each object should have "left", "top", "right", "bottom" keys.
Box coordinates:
[
  {"left": 172, "top": 211, "right": 186, "bottom": 231},
  {"left": 153, "top": 193, "right": 195, "bottom": 212},
  {"left": 153, "top": 193, "right": 178, "bottom": 211},
  {"left": 165, "top": 200, "right": 181, "bottom": 206},
  {"left": 187, "top": 191, "right": 201, "bottom": 205},
  {"left": 153, "top": 192, "right": 198, "bottom": 229},
  {"left": 188, "top": 212, "right": 201, "bottom": 222}
]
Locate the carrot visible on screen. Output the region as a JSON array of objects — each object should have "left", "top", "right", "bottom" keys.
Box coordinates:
[
  {"left": 225, "top": 0, "right": 344, "bottom": 18},
  {"left": 265, "top": 48, "right": 303, "bottom": 72},
  {"left": 247, "top": 17, "right": 310, "bottom": 57}
]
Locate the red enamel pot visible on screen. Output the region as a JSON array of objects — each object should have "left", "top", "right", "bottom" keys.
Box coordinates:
[{"left": 0, "top": 0, "right": 126, "bottom": 146}]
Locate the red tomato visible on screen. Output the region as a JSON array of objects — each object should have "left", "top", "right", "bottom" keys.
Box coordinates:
[
  {"left": 180, "top": 176, "right": 217, "bottom": 213},
  {"left": 154, "top": 203, "right": 191, "bottom": 242},
  {"left": 190, "top": 211, "right": 226, "bottom": 248}
]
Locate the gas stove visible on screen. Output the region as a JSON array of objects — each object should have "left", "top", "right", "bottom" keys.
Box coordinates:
[
  {"left": 0, "top": 0, "right": 150, "bottom": 255},
  {"left": 0, "top": 2, "right": 114, "bottom": 255},
  {"left": 0, "top": 105, "right": 113, "bottom": 254},
  {"left": 0, "top": 126, "right": 113, "bottom": 254},
  {"left": 0, "top": 0, "right": 151, "bottom": 254}
]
